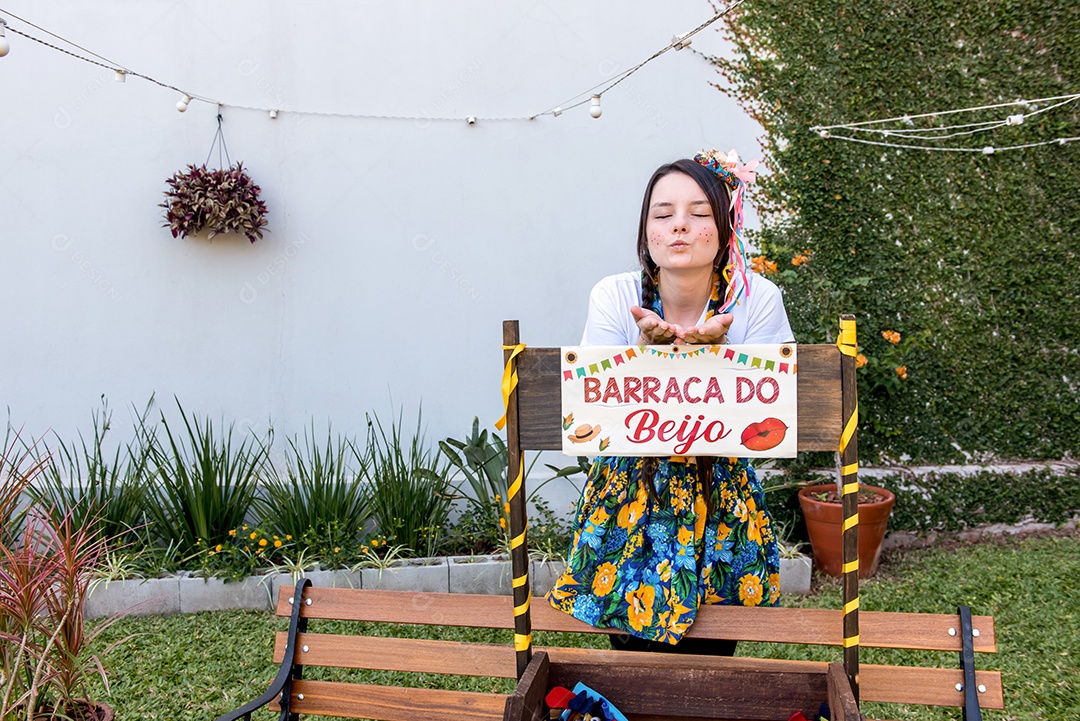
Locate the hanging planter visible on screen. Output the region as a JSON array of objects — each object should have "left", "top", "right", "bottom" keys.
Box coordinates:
[
  {"left": 160, "top": 113, "right": 268, "bottom": 243},
  {"left": 161, "top": 162, "right": 268, "bottom": 243}
]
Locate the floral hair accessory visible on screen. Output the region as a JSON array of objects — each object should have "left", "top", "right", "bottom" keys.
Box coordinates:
[{"left": 694, "top": 148, "right": 761, "bottom": 313}]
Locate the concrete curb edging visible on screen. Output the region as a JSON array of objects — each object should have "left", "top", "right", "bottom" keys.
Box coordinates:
[{"left": 86, "top": 554, "right": 814, "bottom": 618}]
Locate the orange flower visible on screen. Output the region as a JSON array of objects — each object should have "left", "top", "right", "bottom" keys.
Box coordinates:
[
  {"left": 791, "top": 253, "right": 810, "bottom": 266},
  {"left": 274, "top": 539, "right": 283, "bottom": 548},
  {"left": 499, "top": 517, "right": 507, "bottom": 530},
  {"left": 896, "top": 365, "right": 908, "bottom": 380},
  {"left": 738, "top": 573, "right": 764, "bottom": 606},
  {"left": 768, "top": 573, "right": 781, "bottom": 604},
  {"left": 881, "top": 330, "right": 901, "bottom": 344},
  {"left": 258, "top": 538, "right": 268, "bottom": 547},
  {"left": 750, "top": 256, "right": 778, "bottom": 275},
  {"left": 856, "top": 353, "right": 868, "bottom": 368},
  {"left": 591, "top": 562, "right": 618, "bottom": 596},
  {"left": 625, "top": 585, "right": 656, "bottom": 631}
]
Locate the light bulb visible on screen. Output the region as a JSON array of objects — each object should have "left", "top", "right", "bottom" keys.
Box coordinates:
[
  {"left": 269, "top": 109, "right": 278, "bottom": 119},
  {"left": 673, "top": 32, "right": 692, "bottom": 50},
  {"left": 0, "top": 20, "right": 10, "bottom": 58},
  {"left": 589, "top": 95, "right": 602, "bottom": 119},
  {"left": 176, "top": 94, "right": 191, "bottom": 113},
  {"left": 114, "top": 70, "right": 126, "bottom": 83},
  {"left": 466, "top": 116, "right": 477, "bottom": 125},
  {"left": 981, "top": 146, "right": 995, "bottom": 155},
  {"left": 1005, "top": 114, "right": 1024, "bottom": 126},
  {"left": 552, "top": 106, "right": 562, "bottom": 117}
]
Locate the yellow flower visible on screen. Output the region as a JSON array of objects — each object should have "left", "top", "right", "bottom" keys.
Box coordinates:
[
  {"left": 503, "top": 502, "right": 510, "bottom": 516},
  {"left": 214, "top": 544, "right": 222, "bottom": 552},
  {"left": 588, "top": 507, "right": 610, "bottom": 526},
  {"left": 242, "top": 525, "right": 248, "bottom": 531},
  {"left": 716, "top": 523, "right": 733, "bottom": 542},
  {"left": 768, "top": 573, "right": 781, "bottom": 603},
  {"left": 656, "top": 560, "right": 672, "bottom": 582},
  {"left": 371, "top": 539, "right": 380, "bottom": 548},
  {"left": 856, "top": 353, "right": 868, "bottom": 369},
  {"left": 591, "top": 563, "right": 618, "bottom": 596},
  {"left": 259, "top": 538, "right": 268, "bottom": 547},
  {"left": 882, "top": 330, "right": 901, "bottom": 344},
  {"left": 244, "top": 546, "right": 249, "bottom": 552},
  {"left": 676, "top": 526, "right": 694, "bottom": 547},
  {"left": 249, "top": 532, "right": 257, "bottom": 540},
  {"left": 738, "top": 573, "right": 764, "bottom": 606},
  {"left": 499, "top": 517, "right": 507, "bottom": 530},
  {"left": 285, "top": 535, "right": 292, "bottom": 541},
  {"left": 896, "top": 365, "right": 909, "bottom": 380},
  {"left": 274, "top": 539, "right": 282, "bottom": 548},
  {"left": 616, "top": 499, "right": 646, "bottom": 529},
  {"left": 228, "top": 529, "right": 236, "bottom": 537},
  {"left": 334, "top": 547, "right": 341, "bottom": 553},
  {"left": 625, "top": 585, "right": 656, "bottom": 632},
  {"left": 361, "top": 546, "right": 370, "bottom": 553}
]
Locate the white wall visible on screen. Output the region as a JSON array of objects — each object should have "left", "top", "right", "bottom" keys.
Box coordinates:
[{"left": 0, "top": 1, "right": 763, "bottom": 501}]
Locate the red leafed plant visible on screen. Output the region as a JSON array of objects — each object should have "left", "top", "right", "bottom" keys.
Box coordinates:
[
  {"left": 0, "top": 434, "right": 124, "bottom": 721},
  {"left": 160, "top": 162, "right": 269, "bottom": 243}
]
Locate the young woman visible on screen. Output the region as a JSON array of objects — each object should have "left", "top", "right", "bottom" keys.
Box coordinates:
[{"left": 546, "top": 151, "right": 794, "bottom": 653}]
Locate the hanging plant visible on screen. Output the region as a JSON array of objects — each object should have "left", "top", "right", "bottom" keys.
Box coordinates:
[{"left": 160, "top": 162, "right": 269, "bottom": 243}]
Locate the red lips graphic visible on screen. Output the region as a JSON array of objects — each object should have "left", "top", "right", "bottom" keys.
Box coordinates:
[{"left": 740, "top": 417, "right": 788, "bottom": 452}]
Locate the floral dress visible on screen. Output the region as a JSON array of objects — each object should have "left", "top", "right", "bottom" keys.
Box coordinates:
[{"left": 545, "top": 279, "right": 781, "bottom": 644}]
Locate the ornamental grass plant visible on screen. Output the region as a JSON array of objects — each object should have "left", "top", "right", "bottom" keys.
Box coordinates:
[
  {"left": 358, "top": 408, "right": 453, "bottom": 559},
  {"left": 141, "top": 400, "right": 270, "bottom": 556},
  {"left": 26, "top": 399, "right": 151, "bottom": 550},
  {"left": 256, "top": 425, "right": 370, "bottom": 563}
]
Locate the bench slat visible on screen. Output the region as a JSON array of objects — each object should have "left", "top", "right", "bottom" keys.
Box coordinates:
[
  {"left": 276, "top": 588, "right": 996, "bottom": 652},
  {"left": 278, "top": 680, "right": 507, "bottom": 721},
  {"left": 273, "top": 632, "right": 516, "bottom": 678},
  {"left": 861, "top": 666, "right": 1004, "bottom": 709}
]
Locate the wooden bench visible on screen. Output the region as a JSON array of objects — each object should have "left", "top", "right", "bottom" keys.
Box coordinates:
[
  {"left": 213, "top": 581, "right": 1000, "bottom": 721},
  {"left": 215, "top": 317, "right": 1003, "bottom": 720}
]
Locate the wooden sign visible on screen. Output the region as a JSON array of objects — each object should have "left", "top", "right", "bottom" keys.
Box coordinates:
[{"left": 560, "top": 344, "right": 798, "bottom": 458}]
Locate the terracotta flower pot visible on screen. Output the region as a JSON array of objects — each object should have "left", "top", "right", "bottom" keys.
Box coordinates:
[{"left": 797, "top": 483, "right": 895, "bottom": 578}]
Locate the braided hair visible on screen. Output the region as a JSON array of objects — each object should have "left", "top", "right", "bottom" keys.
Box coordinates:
[{"left": 634, "top": 159, "right": 734, "bottom": 514}]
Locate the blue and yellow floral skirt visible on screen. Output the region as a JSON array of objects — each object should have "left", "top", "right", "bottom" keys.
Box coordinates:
[{"left": 546, "top": 456, "right": 779, "bottom": 644}]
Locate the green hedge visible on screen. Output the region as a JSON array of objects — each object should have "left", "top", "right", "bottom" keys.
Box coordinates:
[
  {"left": 715, "top": 0, "right": 1080, "bottom": 462},
  {"left": 764, "top": 466, "right": 1080, "bottom": 540}
]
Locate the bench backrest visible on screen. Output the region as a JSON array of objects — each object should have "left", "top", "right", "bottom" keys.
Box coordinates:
[{"left": 271, "top": 586, "right": 1003, "bottom": 719}]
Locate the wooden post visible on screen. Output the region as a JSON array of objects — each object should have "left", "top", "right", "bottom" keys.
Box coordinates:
[
  {"left": 502, "top": 320, "right": 532, "bottom": 679},
  {"left": 837, "top": 314, "right": 860, "bottom": 703}
]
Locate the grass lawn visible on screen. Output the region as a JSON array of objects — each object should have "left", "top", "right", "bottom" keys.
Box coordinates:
[{"left": 89, "top": 531, "right": 1078, "bottom": 720}]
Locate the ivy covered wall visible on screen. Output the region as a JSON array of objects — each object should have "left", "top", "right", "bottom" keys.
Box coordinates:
[{"left": 716, "top": 0, "right": 1079, "bottom": 462}]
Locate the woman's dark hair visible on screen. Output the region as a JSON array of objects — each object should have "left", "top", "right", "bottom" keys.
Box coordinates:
[
  {"left": 635, "top": 159, "right": 732, "bottom": 514},
  {"left": 636, "top": 159, "right": 733, "bottom": 313}
]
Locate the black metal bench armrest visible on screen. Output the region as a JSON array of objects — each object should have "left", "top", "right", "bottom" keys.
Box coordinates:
[{"left": 214, "top": 579, "right": 311, "bottom": 721}]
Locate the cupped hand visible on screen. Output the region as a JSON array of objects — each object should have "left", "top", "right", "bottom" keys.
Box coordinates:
[
  {"left": 679, "top": 313, "right": 734, "bottom": 345},
  {"left": 631, "top": 306, "right": 683, "bottom": 344}
]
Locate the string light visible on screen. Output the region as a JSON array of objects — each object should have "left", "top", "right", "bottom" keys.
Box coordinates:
[
  {"left": 0, "top": 2, "right": 743, "bottom": 123},
  {"left": 810, "top": 93, "right": 1080, "bottom": 152},
  {"left": 0, "top": 17, "right": 10, "bottom": 57},
  {"left": 589, "top": 95, "right": 602, "bottom": 119}
]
